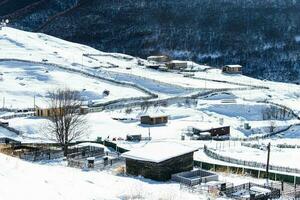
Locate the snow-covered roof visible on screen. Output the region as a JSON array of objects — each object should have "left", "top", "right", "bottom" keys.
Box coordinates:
[
  {"left": 147, "top": 55, "right": 168, "bottom": 59},
  {"left": 140, "top": 114, "right": 168, "bottom": 118},
  {"left": 191, "top": 123, "right": 228, "bottom": 131},
  {"left": 199, "top": 132, "right": 211, "bottom": 136},
  {"left": 170, "top": 60, "right": 188, "bottom": 64},
  {"left": 225, "top": 65, "right": 242, "bottom": 68},
  {"left": 122, "top": 142, "right": 198, "bottom": 163},
  {"left": 73, "top": 142, "right": 110, "bottom": 152}
]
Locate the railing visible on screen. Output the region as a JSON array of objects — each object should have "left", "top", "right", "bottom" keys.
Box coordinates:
[
  {"left": 172, "top": 169, "right": 219, "bottom": 186},
  {"left": 19, "top": 149, "right": 64, "bottom": 161},
  {"left": 204, "top": 145, "right": 300, "bottom": 175},
  {"left": 0, "top": 112, "right": 34, "bottom": 120},
  {"left": 190, "top": 76, "right": 269, "bottom": 90}
]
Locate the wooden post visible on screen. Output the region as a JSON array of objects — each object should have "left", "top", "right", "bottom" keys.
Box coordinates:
[
  {"left": 266, "top": 143, "right": 271, "bottom": 184},
  {"left": 258, "top": 170, "right": 261, "bottom": 178}
]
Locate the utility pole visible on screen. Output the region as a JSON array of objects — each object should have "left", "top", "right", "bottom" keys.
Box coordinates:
[{"left": 266, "top": 142, "right": 271, "bottom": 185}]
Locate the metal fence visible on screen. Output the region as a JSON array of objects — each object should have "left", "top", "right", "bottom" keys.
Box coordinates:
[
  {"left": 0, "top": 112, "right": 34, "bottom": 120},
  {"left": 204, "top": 145, "right": 300, "bottom": 174},
  {"left": 67, "top": 151, "right": 123, "bottom": 170},
  {"left": 172, "top": 169, "right": 219, "bottom": 186},
  {"left": 18, "top": 149, "right": 64, "bottom": 161},
  {"left": 224, "top": 182, "right": 281, "bottom": 199}
]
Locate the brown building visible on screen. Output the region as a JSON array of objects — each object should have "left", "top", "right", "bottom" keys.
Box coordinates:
[
  {"left": 192, "top": 126, "right": 230, "bottom": 139},
  {"left": 140, "top": 115, "right": 168, "bottom": 125},
  {"left": 122, "top": 142, "right": 198, "bottom": 181},
  {"left": 35, "top": 106, "right": 88, "bottom": 117},
  {"left": 35, "top": 107, "right": 61, "bottom": 117},
  {"left": 222, "top": 65, "right": 242, "bottom": 74}
]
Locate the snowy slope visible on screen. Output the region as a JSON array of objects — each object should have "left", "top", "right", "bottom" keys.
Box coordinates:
[
  {"left": 0, "top": 61, "right": 146, "bottom": 108},
  {"left": 1, "top": 27, "right": 300, "bottom": 192},
  {"left": 0, "top": 153, "right": 202, "bottom": 200}
]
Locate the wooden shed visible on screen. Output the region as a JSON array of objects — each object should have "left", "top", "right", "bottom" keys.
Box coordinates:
[
  {"left": 222, "top": 65, "right": 242, "bottom": 74},
  {"left": 192, "top": 126, "right": 230, "bottom": 139},
  {"left": 140, "top": 115, "right": 168, "bottom": 125},
  {"left": 35, "top": 105, "right": 88, "bottom": 117},
  {"left": 35, "top": 106, "right": 61, "bottom": 117},
  {"left": 122, "top": 142, "right": 198, "bottom": 181}
]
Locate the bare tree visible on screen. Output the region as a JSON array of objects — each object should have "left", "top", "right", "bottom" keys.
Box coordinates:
[{"left": 45, "top": 88, "right": 88, "bottom": 156}]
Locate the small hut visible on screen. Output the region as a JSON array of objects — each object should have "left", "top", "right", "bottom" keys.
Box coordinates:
[
  {"left": 35, "top": 105, "right": 88, "bottom": 117},
  {"left": 35, "top": 106, "right": 60, "bottom": 117},
  {"left": 140, "top": 115, "right": 168, "bottom": 125},
  {"left": 222, "top": 65, "right": 242, "bottom": 74},
  {"left": 191, "top": 125, "right": 230, "bottom": 139},
  {"left": 122, "top": 142, "right": 198, "bottom": 181}
]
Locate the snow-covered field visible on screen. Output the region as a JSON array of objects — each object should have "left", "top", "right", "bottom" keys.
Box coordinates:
[
  {"left": 0, "top": 61, "right": 147, "bottom": 108},
  {"left": 1, "top": 27, "right": 300, "bottom": 199}
]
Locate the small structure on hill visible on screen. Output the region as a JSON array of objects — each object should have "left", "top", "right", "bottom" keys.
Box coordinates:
[
  {"left": 122, "top": 142, "right": 198, "bottom": 181},
  {"left": 126, "top": 134, "right": 142, "bottom": 142},
  {"left": 79, "top": 106, "right": 89, "bottom": 115},
  {"left": 0, "top": 19, "right": 9, "bottom": 30},
  {"left": 147, "top": 55, "right": 171, "bottom": 63},
  {"left": 222, "top": 65, "right": 242, "bottom": 74},
  {"left": 191, "top": 126, "right": 230, "bottom": 140},
  {"left": 0, "top": 120, "right": 9, "bottom": 127},
  {"left": 140, "top": 115, "right": 168, "bottom": 125},
  {"left": 166, "top": 60, "right": 188, "bottom": 70},
  {"left": 145, "top": 63, "right": 162, "bottom": 70},
  {"left": 35, "top": 106, "right": 63, "bottom": 117},
  {"left": 103, "top": 89, "right": 110, "bottom": 96}
]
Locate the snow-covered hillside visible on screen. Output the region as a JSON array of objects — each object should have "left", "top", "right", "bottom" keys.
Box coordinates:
[
  {"left": 1, "top": 26, "right": 300, "bottom": 141},
  {"left": 0, "top": 153, "right": 202, "bottom": 200},
  {"left": 1, "top": 27, "right": 300, "bottom": 200}
]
